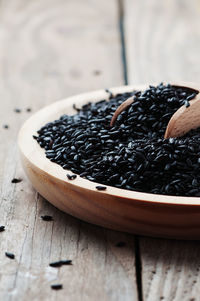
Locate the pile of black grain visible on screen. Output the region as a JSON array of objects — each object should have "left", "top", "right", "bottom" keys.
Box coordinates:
[{"left": 34, "top": 83, "right": 200, "bottom": 196}]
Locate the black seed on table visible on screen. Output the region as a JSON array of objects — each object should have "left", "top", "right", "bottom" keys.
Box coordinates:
[
  {"left": 49, "top": 261, "right": 62, "bottom": 267},
  {"left": 3, "top": 124, "right": 9, "bottom": 129},
  {"left": 14, "top": 108, "right": 21, "bottom": 113},
  {"left": 26, "top": 108, "right": 32, "bottom": 112},
  {"left": 41, "top": 215, "right": 53, "bottom": 221},
  {"left": 96, "top": 186, "right": 107, "bottom": 191},
  {"left": 0, "top": 226, "right": 5, "bottom": 232},
  {"left": 11, "top": 178, "right": 22, "bottom": 184},
  {"left": 67, "top": 174, "right": 77, "bottom": 180},
  {"left": 115, "top": 241, "right": 126, "bottom": 247},
  {"left": 49, "top": 260, "right": 72, "bottom": 268},
  {"left": 5, "top": 252, "right": 15, "bottom": 259},
  {"left": 51, "top": 284, "right": 63, "bottom": 290}
]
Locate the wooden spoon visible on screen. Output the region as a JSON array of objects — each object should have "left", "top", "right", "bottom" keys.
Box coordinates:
[
  {"left": 110, "top": 84, "right": 200, "bottom": 139},
  {"left": 110, "top": 96, "right": 134, "bottom": 127},
  {"left": 164, "top": 92, "right": 200, "bottom": 138}
]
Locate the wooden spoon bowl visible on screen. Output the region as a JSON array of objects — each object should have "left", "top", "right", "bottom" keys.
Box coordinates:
[{"left": 18, "top": 84, "right": 200, "bottom": 240}]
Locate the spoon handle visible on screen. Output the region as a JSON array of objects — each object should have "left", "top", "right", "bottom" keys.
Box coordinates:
[
  {"left": 110, "top": 96, "right": 134, "bottom": 127},
  {"left": 164, "top": 93, "right": 200, "bottom": 139}
]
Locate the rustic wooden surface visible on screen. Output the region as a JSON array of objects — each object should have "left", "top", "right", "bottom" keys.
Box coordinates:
[
  {"left": 1, "top": 0, "right": 200, "bottom": 300},
  {"left": 0, "top": 1, "right": 138, "bottom": 300},
  {"left": 124, "top": 0, "right": 200, "bottom": 300}
]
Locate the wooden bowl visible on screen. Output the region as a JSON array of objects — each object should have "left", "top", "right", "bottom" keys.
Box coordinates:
[{"left": 18, "top": 84, "right": 200, "bottom": 240}]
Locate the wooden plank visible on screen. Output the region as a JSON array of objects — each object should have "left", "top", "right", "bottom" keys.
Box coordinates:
[
  {"left": 124, "top": 0, "right": 200, "bottom": 300},
  {"left": 124, "top": 0, "right": 200, "bottom": 85},
  {"left": 0, "top": 0, "right": 138, "bottom": 300}
]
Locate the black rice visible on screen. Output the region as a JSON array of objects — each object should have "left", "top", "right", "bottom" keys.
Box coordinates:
[
  {"left": 34, "top": 83, "right": 200, "bottom": 197},
  {"left": 14, "top": 108, "right": 21, "bottom": 113},
  {"left": 51, "top": 284, "right": 63, "bottom": 290},
  {"left": 0, "top": 226, "right": 5, "bottom": 232},
  {"left": 41, "top": 215, "right": 53, "bottom": 221},
  {"left": 66, "top": 174, "right": 77, "bottom": 180},
  {"left": 49, "top": 261, "right": 62, "bottom": 267},
  {"left": 3, "top": 124, "right": 9, "bottom": 129},
  {"left": 5, "top": 252, "right": 15, "bottom": 259},
  {"left": 49, "top": 260, "right": 72, "bottom": 267},
  {"left": 96, "top": 186, "right": 107, "bottom": 191},
  {"left": 11, "top": 178, "right": 22, "bottom": 184}
]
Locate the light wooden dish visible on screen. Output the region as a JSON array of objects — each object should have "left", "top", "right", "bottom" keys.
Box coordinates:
[{"left": 18, "top": 84, "right": 200, "bottom": 240}]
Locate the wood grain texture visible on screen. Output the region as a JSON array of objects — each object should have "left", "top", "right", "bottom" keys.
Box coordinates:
[
  {"left": 124, "top": 0, "right": 200, "bottom": 85},
  {"left": 124, "top": 0, "right": 200, "bottom": 300},
  {"left": 0, "top": 0, "right": 138, "bottom": 300}
]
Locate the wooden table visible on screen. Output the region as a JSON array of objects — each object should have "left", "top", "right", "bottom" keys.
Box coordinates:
[{"left": 1, "top": 0, "right": 200, "bottom": 300}]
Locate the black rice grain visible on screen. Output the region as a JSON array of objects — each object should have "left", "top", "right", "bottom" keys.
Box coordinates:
[
  {"left": 49, "top": 260, "right": 72, "bottom": 267},
  {"left": 14, "top": 108, "right": 21, "bottom": 113},
  {"left": 51, "top": 284, "right": 63, "bottom": 290},
  {"left": 49, "top": 261, "right": 62, "bottom": 268},
  {"left": 67, "top": 174, "right": 77, "bottom": 180},
  {"left": 184, "top": 100, "right": 190, "bottom": 108},
  {"left": 96, "top": 186, "right": 107, "bottom": 191},
  {"left": 5, "top": 252, "right": 15, "bottom": 259},
  {"left": 3, "top": 124, "right": 9, "bottom": 129},
  {"left": 41, "top": 215, "right": 53, "bottom": 221},
  {"left": 11, "top": 178, "right": 22, "bottom": 184},
  {"left": 34, "top": 83, "right": 200, "bottom": 197},
  {"left": 0, "top": 226, "right": 5, "bottom": 232}
]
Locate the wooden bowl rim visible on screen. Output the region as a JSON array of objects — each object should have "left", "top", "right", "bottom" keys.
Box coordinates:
[{"left": 18, "top": 83, "right": 200, "bottom": 206}]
